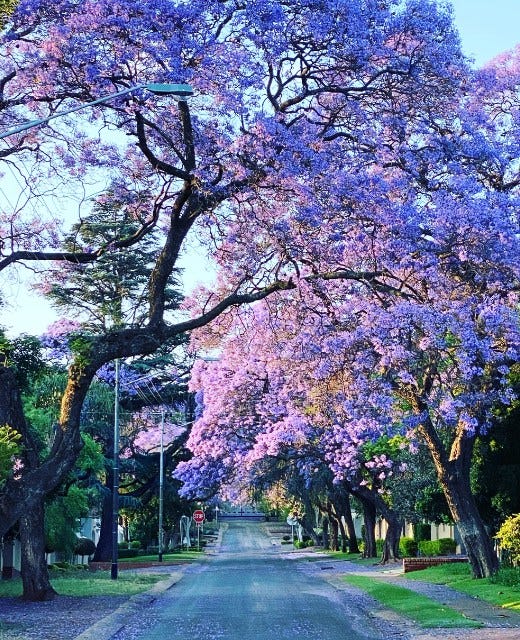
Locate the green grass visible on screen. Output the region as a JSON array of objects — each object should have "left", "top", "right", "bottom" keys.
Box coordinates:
[
  {"left": 343, "top": 574, "right": 481, "bottom": 628},
  {"left": 307, "top": 550, "right": 380, "bottom": 567},
  {"left": 405, "top": 564, "right": 520, "bottom": 612},
  {"left": 119, "top": 550, "right": 204, "bottom": 563},
  {"left": 0, "top": 568, "right": 167, "bottom": 598}
]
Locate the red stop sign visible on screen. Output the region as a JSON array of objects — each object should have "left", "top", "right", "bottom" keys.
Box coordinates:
[{"left": 193, "top": 509, "right": 205, "bottom": 524}]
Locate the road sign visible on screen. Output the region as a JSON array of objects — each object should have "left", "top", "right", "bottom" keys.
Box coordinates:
[{"left": 193, "top": 509, "right": 205, "bottom": 524}]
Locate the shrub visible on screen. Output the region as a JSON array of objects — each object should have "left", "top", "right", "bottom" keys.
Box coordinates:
[
  {"left": 282, "top": 535, "right": 291, "bottom": 541},
  {"left": 74, "top": 537, "right": 96, "bottom": 557},
  {"left": 118, "top": 549, "right": 139, "bottom": 558},
  {"left": 418, "top": 540, "right": 439, "bottom": 556},
  {"left": 438, "top": 538, "right": 456, "bottom": 555},
  {"left": 400, "top": 537, "right": 418, "bottom": 557},
  {"left": 417, "top": 538, "right": 456, "bottom": 556},
  {"left": 495, "top": 514, "right": 520, "bottom": 566},
  {"left": 305, "top": 539, "right": 314, "bottom": 547},
  {"left": 129, "top": 540, "right": 141, "bottom": 549}
]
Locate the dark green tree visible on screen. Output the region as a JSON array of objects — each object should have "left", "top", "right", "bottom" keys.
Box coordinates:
[{"left": 44, "top": 194, "right": 182, "bottom": 332}]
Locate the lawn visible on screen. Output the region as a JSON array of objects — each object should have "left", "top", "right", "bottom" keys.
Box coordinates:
[
  {"left": 343, "top": 574, "right": 481, "bottom": 628},
  {"left": 0, "top": 551, "right": 204, "bottom": 598},
  {"left": 118, "top": 550, "right": 204, "bottom": 563},
  {"left": 0, "top": 568, "right": 167, "bottom": 598},
  {"left": 405, "top": 564, "right": 520, "bottom": 612}
]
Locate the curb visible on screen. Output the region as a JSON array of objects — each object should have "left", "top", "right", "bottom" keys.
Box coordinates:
[{"left": 72, "top": 571, "right": 184, "bottom": 640}]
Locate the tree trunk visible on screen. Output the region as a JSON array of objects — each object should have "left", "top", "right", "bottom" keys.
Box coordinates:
[
  {"left": 329, "top": 498, "right": 348, "bottom": 552},
  {"left": 439, "top": 462, "right": 498, "bottom": 577},
  {"left": 336, "top": 515, "right": 348, "bottom": 553},
  {"left": 418, "top": 415, "right": 499, "bottom": 578},
  {"left": 361, "top": 499, "right": 377, "bottom": 558},
  {"left": 322, "top": 517, "right": 329, "bottom": 549},
  {"left": 92, "top": 484, "right": 113, "bottom": 562},
  {"left": 330, "top": 516, "right": 339, "bottom": 551},
  {"left": 19, "top": 499, "right": 57, "bottom": 601},
  {"left": 334, "top": 489, "right": 360, "bottom": 554},
  {"left": 300, "top": 495, "right": 320, "bottom": 545},
  {"left": 379, "top": 511, "right": 402, "bottom": 564}
]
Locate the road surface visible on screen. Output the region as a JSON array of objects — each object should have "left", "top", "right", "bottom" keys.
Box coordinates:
[{"left": 113, "top": 520, "right": 390, "bottom": 640}]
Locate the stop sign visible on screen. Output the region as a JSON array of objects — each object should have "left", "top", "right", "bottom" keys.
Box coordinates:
[{"left": 193, "top": 509, "right": 205, "bottom": 524}]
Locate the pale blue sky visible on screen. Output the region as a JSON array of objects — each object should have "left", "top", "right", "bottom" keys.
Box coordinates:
[
  {"left": 450, "top": 0, "right": 519, "bottom": 65},
  {"left": 1, "top": 0, "right": 519, "bottom": 337}
]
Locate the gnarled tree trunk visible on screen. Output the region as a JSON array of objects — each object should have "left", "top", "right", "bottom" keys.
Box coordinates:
[
  {"left": 418, "top": 415, "right": 499, "bottom": 578},
  {"left": 19, "top": 498, "right": 56, "bottom": 601}
]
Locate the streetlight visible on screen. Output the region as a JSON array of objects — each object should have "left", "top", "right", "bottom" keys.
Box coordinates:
[
  {"left": 0, "top": 82, "right": 194, "bottom": 139},
  {"left": 0, "top": 80, "right": 193, "bottom": 579},
  {"left": 111, "top": 358, "right": 121, "bottom": 580},
  {"left": 158, "top": 408, "right": 165, "bottom": 563}
]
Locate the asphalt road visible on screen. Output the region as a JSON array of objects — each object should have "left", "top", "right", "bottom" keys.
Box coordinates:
[{"left": 115, "top": 520, "right": 387, "bottom": 640}]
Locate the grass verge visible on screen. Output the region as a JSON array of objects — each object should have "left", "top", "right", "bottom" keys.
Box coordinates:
[
  {"left": 343, "top": 574, "right": 481, "bottom": 628},
  {"left": 119, "top": 550, "right": 204, "bottom": 563},
  {"left": 405, "top": 564, "right": 520, "bottom": 612},
  {"left": 0, "top": 568, "right": 167, "bottom": 598}
]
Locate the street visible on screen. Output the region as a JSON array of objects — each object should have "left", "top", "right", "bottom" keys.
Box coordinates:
[{"left": 113, "top": 520, "right": 389, "bottom": 640}]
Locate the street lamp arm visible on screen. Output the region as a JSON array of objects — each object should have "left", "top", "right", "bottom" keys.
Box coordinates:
[
  {"left": 0, "top": 82, "right": 193, "bottom": 140},
  {"left": 0, "top": 84, "right": 147, "bottom": 140}
]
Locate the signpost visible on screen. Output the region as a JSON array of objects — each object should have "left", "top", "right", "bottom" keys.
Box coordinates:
[
  {"left": 193, "top": 509, "right": 205, "bottom": 550},
  {"left": 287, "top": 515, "right": 299, "bottom": 544}
]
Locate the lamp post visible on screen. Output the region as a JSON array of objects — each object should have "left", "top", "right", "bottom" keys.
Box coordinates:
[
  {"left": 111, "top": 358, "right": 121, "bottom": 580},
  {"left": 0, "top": 80, "right": 193, "bottom": 579},
  {"left": 0, "top": 82, "right": 194, "bottom": 139},
  {"left": 158, "top": 408, "right": 165, "bottom": 562}
]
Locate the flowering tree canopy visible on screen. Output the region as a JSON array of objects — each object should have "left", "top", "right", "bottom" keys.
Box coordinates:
[{"left": 0, "top": 0, "right": 518, "bottom": 592}]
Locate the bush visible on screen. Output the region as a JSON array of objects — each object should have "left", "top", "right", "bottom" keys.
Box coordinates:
[
  {"left": 418, "top": 540, "right": 439, "bottom": 556},
  {"left": 305, "top": 539, "right": 314, "bottom": 547},
  {"left": 418, "top": 538, "right": 456, "bottom": 556},
  {"left": 495, "top": 514, "right": 520, "bottom": 566},
  {"left": 282, "top": 535, "right": 291, "bottom": 541},
  {"left": 438, "top": 538, "right": 456, "bottom": 555},
  {"left": 74, "top": 537, "right": 96, "bottom": 557},
  {"left": 400, "top": 537, "right": 418, "bottom": 557},
  {"left": 118, "top": 549, "right": 139, "bottom": 558},
  {"left": 129, "top": 540, "right": 141, "bottom": 549}
]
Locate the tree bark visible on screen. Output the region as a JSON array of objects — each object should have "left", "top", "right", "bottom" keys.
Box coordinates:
[
  {"left": 418, "top": 415, "right": 499, "bottom": 577},
  {"left": 379, "top": 510, "right": 402, "bottom": 564},
  {"left": 19, "top": 499, "right": 57, "bottom": 601},
  {"left": 334, "top": 488, "right": 360, "bottom": 554},
  {"left": 361, "top": 499, "right": 377, "bottom": 558},
  {"left": 92, "top": 484, "right": 113, "bottom": 562},
  {"left": 321, "top": 517, "right": 329, "bottom": 549}
]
